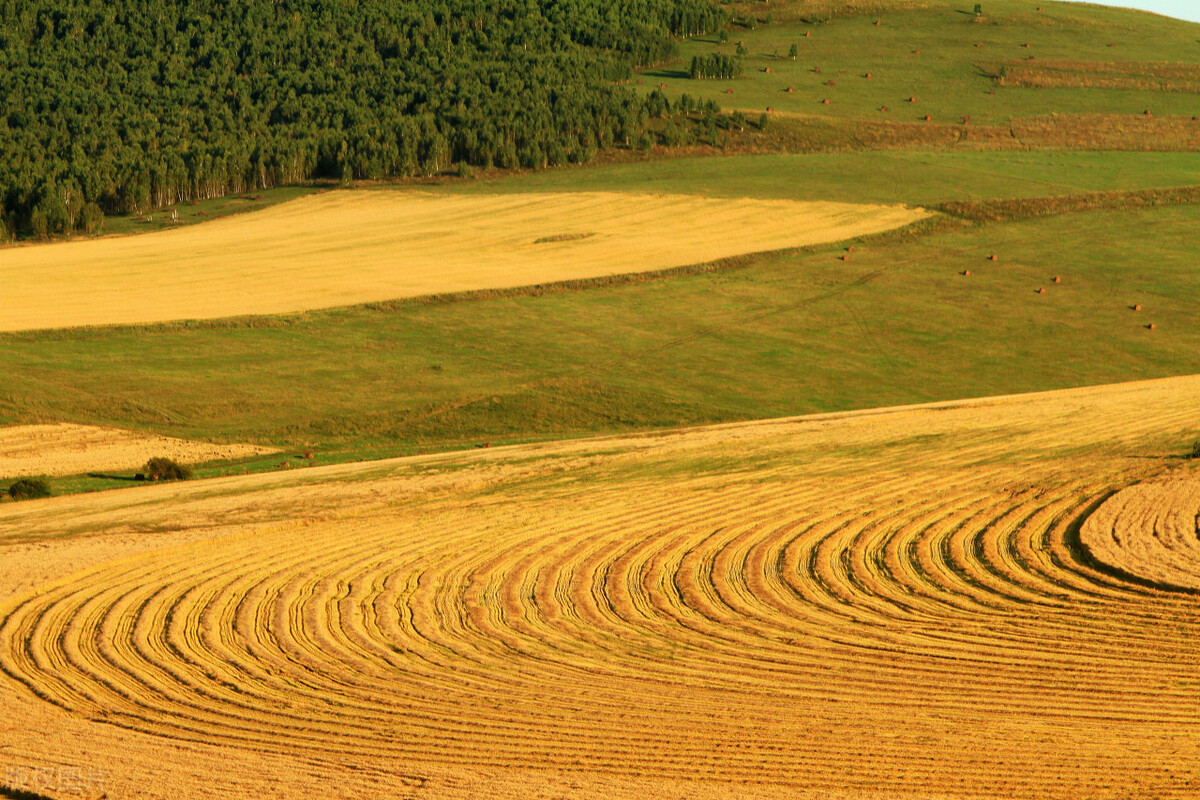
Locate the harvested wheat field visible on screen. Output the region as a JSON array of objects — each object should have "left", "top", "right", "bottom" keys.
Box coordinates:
[
  {"left": 3, "top": 376, "right": 1200, "bottom": 799},
  {"left": 0, "top": 191, "right": 927, "bottom": 332},
  {"left": 0, "top": 423, "right": 276, "bottom": 479}
]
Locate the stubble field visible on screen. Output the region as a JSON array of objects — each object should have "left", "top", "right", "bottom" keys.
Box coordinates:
[
  {"left": 0, "top": 190, "right": 926, "bottom": 332},
  {"left": 2, "top": 375, "right": 1199, "bottom": 798}
]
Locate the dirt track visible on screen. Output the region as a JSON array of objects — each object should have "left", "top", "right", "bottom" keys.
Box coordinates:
[
  {"left": 2, "top": 375, "right": 1200, "bottom": 799},
  {"left": 0, "top": 190, "right": 928, "bottom": 331}
]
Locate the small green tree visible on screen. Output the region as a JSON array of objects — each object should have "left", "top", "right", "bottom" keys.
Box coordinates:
[
  {"left": 758, "top": 111, "right": 769, "bottom": 130},
  {"left": 719, "top": 29, "right": 728, "bottom": 43},
  {"left": 29, "top": 206, "right": 49, "bottom": 240},
  {"left": 142, "top": 457, "right": 193, "bottom": 481},
  {"left": 974, "top": 3, "right": 983, "bottom": 16},
  {"left": 80, "top": 202, "right": 105, "bottom": 235},
  {"left": 788, "top": 43, "right": 798, "bottom": 60},
  {"left": 8, "top": 478, "right": 51, "bottom": 500},
  {"left": 1190, "top": 439, "right": 1200, "bottom": 459}
]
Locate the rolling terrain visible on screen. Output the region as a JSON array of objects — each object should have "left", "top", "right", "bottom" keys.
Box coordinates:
[
  {"left": 4, "top": 0, "right": 1200, "bottom": 798},
  {"left": 2, "top": 376, "right": 1199, "bottom": 797}
]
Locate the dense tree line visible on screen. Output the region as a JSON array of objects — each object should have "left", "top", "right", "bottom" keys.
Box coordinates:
[
  {"left": 0, "top": 0, "right": 726, "bottom": 238},
  {"left": 689, "top": 53, "right": 741, "bottom": 79}
]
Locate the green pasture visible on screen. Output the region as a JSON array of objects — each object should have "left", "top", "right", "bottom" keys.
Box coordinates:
[
  {"left": 4, "top": 200, "right": 1199, "bottom": 495},
  {"left": 639, "top": 1, "right": 1200, "bottom": 125},
  {"left": 456, "top": 150, "right": 1200, "bottom": 205}
]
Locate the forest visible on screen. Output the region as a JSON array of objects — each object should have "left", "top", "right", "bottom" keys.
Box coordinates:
[{"left": 0, "top": 0, "right": 726, "bottom": 239}]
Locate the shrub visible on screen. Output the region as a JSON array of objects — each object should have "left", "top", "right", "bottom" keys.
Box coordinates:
[
  {"left": 1190, "top": 439, "right": 1200, "bottom": 460},
  {"left": 142, "top": 456, "right": 193, "bottom": 481},
  {"left": 8, "top": 478, "right": 51, "bottom": 500}
]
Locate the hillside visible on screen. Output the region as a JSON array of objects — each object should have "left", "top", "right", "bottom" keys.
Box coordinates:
[{"left": 3, "top": 375, "right": 1200, "bottom": 797}]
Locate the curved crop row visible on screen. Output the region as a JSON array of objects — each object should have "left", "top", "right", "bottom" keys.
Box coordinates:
[{"left": 3, "top": 378, "right": 1200, "bottom": 796}]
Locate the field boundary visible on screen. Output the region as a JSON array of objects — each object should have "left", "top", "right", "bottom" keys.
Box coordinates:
[{"left": 936, "top": 184, "right": 1200, "bottom": 223}]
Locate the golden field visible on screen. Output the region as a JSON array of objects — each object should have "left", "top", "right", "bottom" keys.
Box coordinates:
[
  {"left": 0, "top": 423, "right": 275, "bottom": 480},
  {"left": 0, "top": 191, "right": 927, "bottom": 332},
  {"left": 2, "top": 375, "right": 1199, "bottom": 798}
]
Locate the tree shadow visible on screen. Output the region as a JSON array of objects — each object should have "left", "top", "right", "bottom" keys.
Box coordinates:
[
  {"left": 86, "top": 472, "right": 141, "bottom": 482},
  {"left": 639, "top": 68, "right": 689, "bottom": 80}
]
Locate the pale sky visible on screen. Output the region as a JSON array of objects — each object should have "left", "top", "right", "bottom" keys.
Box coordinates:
[{"left": 1081, "top": 1, "right": 1200, "bottom": 23}]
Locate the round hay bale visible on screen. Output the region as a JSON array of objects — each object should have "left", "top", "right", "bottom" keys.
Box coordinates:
[
  {"left": 804, "top": 31, "right": 811, "bottom": 38},
  {"left": 1144, "top": 109, "right": 1152, "bottom": 116},
  {"left": 766, "top": 106, "right": 773, "bottom": 112},
  {"left": 765, "top": 67, "right": 772, "bottom": 74},
  {"left": 826, "top": 80, "right": 836, "bottom": 86},
  {"left": 1134, "top": 304, "right": 1142, "bottom": 311},
  {"left": 786, "top": 87, "right": 793, "bottom": 93},
  {"left": 923, "top": 114, "right": 932, "bottom": 121},
  {"left": 1148, "top": 323, "right": 1157, "bottom": 330},
  {"left": 989, "top": 254, "right": 999, "bottom": 262},
  {"left": 880, "top": 105, "right": 889, "bottom": 112},
  {"left": 914, "top": 49, "right": 921, "bottom": 55},
  {"left": 864, "top": 72, "right": 873, "bottom": 78},
  {"left": 1037, "top": 288, "right": 1046, "bottom": 295},
  {"left": 908, "top": 96, "right": 917, "bottom": 102},
  {"left": 660, "top": 82, "right": 667, "bottom": 88},
  {"left": 823, "top": 98, "right": 830, "bottom": 104},
  {"left": 963, "top": 269, "right": 972, "bottom": 276},
  {"left": 841, "top": 254, "right": 850, "bottom": 261},
  {"left": 1053, "top": 276, "right": 1061, "bottom": 283},
  {"left": 875, "top": 20, "right": 881, "bottom": 26}
]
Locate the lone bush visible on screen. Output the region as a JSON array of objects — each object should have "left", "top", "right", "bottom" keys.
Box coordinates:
[
  {"left": 142, "top": 456, "right": 193, "bottom": 481},
  {"left": 1190, "top": 439, "right": 1200, "bottom": 460},
  {"left": 8, "top": 477, "right": 51, "bottom": 500}
]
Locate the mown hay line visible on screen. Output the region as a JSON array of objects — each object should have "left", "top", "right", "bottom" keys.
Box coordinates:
[{"left": 3, "top": 376, "right": 1200, "bottom": 795}]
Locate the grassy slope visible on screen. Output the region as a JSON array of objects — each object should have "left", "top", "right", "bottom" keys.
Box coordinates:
[
  {"left": 3, "top": 201, "right": 1198, "bottom": 462},
  {"left": 4, "top": 0, "right": 1200, "bottom": 491},
  {"left": 453, "top": 150, "right": 1200, "bottom": 204},
  {"left": 645, "top": 0, "right": 1200, "bottom": 124}
]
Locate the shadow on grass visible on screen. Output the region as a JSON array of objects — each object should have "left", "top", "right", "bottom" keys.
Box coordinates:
[
  {"left": 85, "top": 472, "right": 140, "bottom": 482},
  {"left": 638, "top": 68, "right": 689, "bottom": 80}
]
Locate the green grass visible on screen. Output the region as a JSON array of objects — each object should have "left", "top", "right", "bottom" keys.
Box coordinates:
[
  {"left": 640, "top": 1, "right": 1200, "bottom": 125},
  {"left": 3, "top": 202, "right": 1198, "bottom": 479},
  {"left": 451, "top": 150, "right": 1200, "bottom": 205},
  {"left": 7, "top": 0, "right": 1200, "bottom": 495}
]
